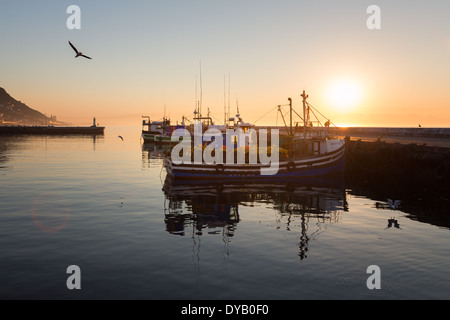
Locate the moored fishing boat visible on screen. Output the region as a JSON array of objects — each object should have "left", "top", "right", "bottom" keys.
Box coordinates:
[
  {"left": 163, "top": 142, "right": 345, "bottom": 179},
  {"left": 163, "top": 91, "right": 345, "bottom": 179},
  {"left": 141, "top": 116, "right": 190, "bottom": 144}
]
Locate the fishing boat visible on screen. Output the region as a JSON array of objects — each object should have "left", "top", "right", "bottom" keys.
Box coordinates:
[
  {"left": 141, "top": 116, "right": 190, "bottom": 144},
  {"left": 163, "top": 91, "right": 346, "bottom": 179}
]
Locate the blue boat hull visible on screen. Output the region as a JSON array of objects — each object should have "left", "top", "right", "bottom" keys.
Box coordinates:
[{"left": 164, "top": 146, "right": 346, "bottom": 180}]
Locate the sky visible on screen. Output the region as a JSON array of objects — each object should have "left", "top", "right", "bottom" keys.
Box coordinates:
[{"left": 0, "top": 0, "right": 449, "bottom": 127}]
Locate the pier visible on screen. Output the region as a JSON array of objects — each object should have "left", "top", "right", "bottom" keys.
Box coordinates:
[{"left": 0, "top": 125, "right": 105, "bottom": 135}]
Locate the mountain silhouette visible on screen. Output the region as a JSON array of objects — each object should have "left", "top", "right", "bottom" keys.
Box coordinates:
[{"left": 0, "top": 87, "right": 55, "bottom": 125}]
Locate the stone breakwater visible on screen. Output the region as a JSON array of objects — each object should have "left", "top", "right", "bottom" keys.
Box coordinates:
[
  {"left": 344, "top": 137, "right": 450, "bottom": 191},
  {"left": 0, "top": 125, "right": 105, "bottom": 135},
  {"left": 332, "top": 127, "right": 450, "bottom": 139}
]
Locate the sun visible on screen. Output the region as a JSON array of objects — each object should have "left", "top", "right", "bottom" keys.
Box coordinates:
[{"left": 326, "top": 78, "right": 363, "bottom": 112}]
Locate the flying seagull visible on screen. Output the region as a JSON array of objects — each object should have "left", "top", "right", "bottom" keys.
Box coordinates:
[
  {"left": 69, "top": 41, "right": 92, "bottom": 59},
  {"left": 118, "top": 136, "right": 124, "bottom": 141}
]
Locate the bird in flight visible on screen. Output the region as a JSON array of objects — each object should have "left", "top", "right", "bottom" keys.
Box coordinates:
[
  {"left": 69, "top": 41, "right": 92, "bottom": 59},
  {"left": 118, "top": 136, "right": 124, "bottom": 141}
]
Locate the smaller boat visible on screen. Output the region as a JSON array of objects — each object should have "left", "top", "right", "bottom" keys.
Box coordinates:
[{"left": 141, "top": 116, "right": 189, "bottom": 144}]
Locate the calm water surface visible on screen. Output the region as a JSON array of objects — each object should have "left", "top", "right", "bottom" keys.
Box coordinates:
[{"left": 1, "top": 125, "right": 449, "bottom": 300}]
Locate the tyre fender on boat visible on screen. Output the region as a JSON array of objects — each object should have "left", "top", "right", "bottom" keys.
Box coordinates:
[
  {"left": 216, "top": 164, "right": 225, "bottom": 174},
  {"left": 216, "top": 184, "right": 224, "bottom": 193},
  {"left": 435, "top": 161, "right": 449, "bottom": 181},
  {"left": 287, "top": 161, "right": 296, "bottom": 172}
]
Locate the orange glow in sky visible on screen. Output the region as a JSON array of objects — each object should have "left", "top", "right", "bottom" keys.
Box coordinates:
[
  {"left": 1, "top": 2, "right": 450, "bottom": 127},
  {"left": 325, "top": 78, "right": 364, "bottom": 113}
]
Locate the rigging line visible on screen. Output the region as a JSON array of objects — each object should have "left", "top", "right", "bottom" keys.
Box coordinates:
[
  {"left": 305, "top": 102, "right": 344, "bottom": 145},
  {"left": 224, "top": 74, "right": 226, "bottom": 126},
  {"left": 281, "top": 110, "right": 289, "bottom": 126},
  {"left": 278, "top": 105, "right": 294, "bottom": 124},
  {"left": 292, "top": 108, "right": 304, "bottom": 122},
  {"left": 199, "top": 60, "right": 203, "bottom": 116},
  {"left": 251, "top": 105, "right": 279, "bottom": 125},
  {"left": 228, "top": 74, "right": 230, "bottom": 115},
  {"left": 183, "top": 117, "right": 193, "bottom": 124},
  {"left": 278, "top": 106, "right": 288, "bottom": 131},
  {"left": 307, "top": 102, "right": 336, "bottom": 127},
  {"left": 211, "top": 114, "right": 224, "bottom": 125},
  {"left": 306, "top": 102, "right": 325, "bottom": 121},
  {"left": 308, "top": 107, "right": 323, "bottom": 127},
  {"left": 195, "top": 76, "right": 197, "bottom": 112}
]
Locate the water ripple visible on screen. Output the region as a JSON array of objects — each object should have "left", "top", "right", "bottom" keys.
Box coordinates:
[{"left": 338, "top": 273, "right": 394, "bottom": 297}]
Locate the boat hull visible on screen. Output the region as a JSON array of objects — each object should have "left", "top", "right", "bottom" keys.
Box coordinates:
[
  {"left": 142, "top": 133, "right": 180, "bottom": 144},
  {"left": 164, "top": 145, "right": 345, "bottom": 179}
]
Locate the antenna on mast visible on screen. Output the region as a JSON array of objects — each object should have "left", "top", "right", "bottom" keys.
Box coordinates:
[
  {"left": 301, "top": 90, "right": 308, "bottom": 139},
  {"left": 228, "top": 73, "right": 231, "bottom": 125},
  {"left": 195, "top": 76, "right": 197, "bottom": 115},
  {"left": 199, "top": 60, "right": 203, "bottom": 117},
  {"left": 224, "top": 74, "right": 226, "bottom": 126}
]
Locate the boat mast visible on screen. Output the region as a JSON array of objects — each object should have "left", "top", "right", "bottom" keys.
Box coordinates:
[
  {"left": 288, "top": 97, "right": 293, "bottom": 136},
  {"left": 301, "top": 90, "right": 307, "bottom": 139},
  {"left": 195, "top": 76, "right": 198, "bottom": 116},
  {"left": 228, "top": 73, "right": 231, "bottom": 127},
  {"left": 199, "top": 61, "right": 203, "bottom": 117},
  {"left": 224, "top": 74, "right": 226, "bottom": 126}
]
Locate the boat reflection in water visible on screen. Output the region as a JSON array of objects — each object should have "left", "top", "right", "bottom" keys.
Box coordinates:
[
  {"left": 141, "top": 143, "right": 171, "bottom": 169},
  {"left": 162, "top": 176, "right": 241, "bottom": 238},
  {"left": 162, "top": 174, "right": 348, "bottom": 260}
]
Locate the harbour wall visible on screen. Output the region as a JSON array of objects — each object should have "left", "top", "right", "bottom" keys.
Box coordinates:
[
  {"left": 0, "top": 126, "right": 105, "bottom": 135},
  {"left": 332, "top": 127, "right": 450, "bottom": 139},
  {"left": 344, "top": 137, "right": 450, "bottom": 191},
  {"left": 256, "top": 126, "right": 450, "bottom": 190},
  {"left": 257, "top": 126, "right": 450, "bottom": 141}
]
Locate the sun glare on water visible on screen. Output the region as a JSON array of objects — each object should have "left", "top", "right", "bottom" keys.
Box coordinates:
[{"left": 326, "top": 78, "right": 363, "bottom": 112}]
